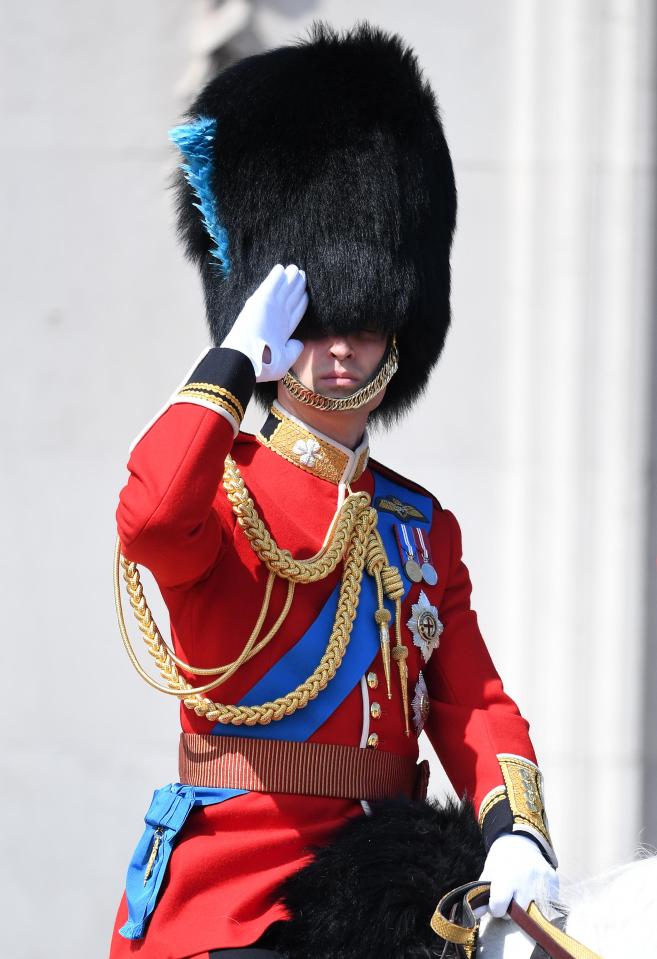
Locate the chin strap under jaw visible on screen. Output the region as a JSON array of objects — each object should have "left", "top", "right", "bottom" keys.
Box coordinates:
[{"left": 281, "top": 336, "right": 399, "bottom": 412}]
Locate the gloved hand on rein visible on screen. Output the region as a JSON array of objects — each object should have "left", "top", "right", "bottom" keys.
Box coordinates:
[
  {"left": 221, "top": 263, "right": 308, "bottom": 383},
  {"left": 478, "top": 833, "right": 559, "bottom": 918}
]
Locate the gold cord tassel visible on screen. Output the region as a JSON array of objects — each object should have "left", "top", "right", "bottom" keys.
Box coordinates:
[
  {"left": 382, "top": 572, "right": 410, "bottom": 736},
  {"left": 374, "top": 607, "right": 393, "bottom": 699},
  {"left": 392, "top": 600, "right": 411, "bottom": 736},
  {"left": 365, "top": 532, "right": 410, "bottom": 728},
  {"left": 366, "top": 534, "right": 394, "bottom": 699}
]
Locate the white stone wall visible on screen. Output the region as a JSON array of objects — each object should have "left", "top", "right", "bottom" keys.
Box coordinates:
[{"left": 1, "top": 1, "right": 654, "bottom": 956}]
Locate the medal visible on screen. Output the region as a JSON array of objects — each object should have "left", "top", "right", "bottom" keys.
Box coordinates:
[
  {"left": 405, "top": 558, "right": 423, "bottom": 583},
  {"left": 395, "top": 524, "right": 423, "bottom": 582},
  {"left": 414, "top": 527, "right": 438, "bottom": 586},
  {"left": 421, "top": 563, "right": 437, "bottom": 586},
  {"left": 411, "top": 672, "right": 430, "bottom": 734}
]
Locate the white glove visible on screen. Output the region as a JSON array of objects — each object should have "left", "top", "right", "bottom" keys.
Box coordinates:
[
  {"left": 221, "top": 263, "right": 308, "bottom": 382},
  {"left": 478, "top": 833, "right": 559, "bottom": 918}
]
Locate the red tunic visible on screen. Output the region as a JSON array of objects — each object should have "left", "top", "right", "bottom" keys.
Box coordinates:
[{"left": 109, "top": 347, "right": 554, "bottom": 958}]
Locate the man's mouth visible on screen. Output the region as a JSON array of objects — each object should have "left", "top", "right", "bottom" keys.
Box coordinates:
[
  {"left": 319, "top": 371, "right": 360, "bottom": 388},
  {"left": 320, "top": 373, "right": 358, "bottom": 387}
]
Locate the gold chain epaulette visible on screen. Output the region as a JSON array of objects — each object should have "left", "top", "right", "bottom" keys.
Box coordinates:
[{"left": 114, "top": 455, "right": 410, "bottom": 728}]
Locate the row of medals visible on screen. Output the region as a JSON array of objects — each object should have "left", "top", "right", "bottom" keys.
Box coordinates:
[{"left": 398, "top": 524, "right": 438, "bottom": 586}]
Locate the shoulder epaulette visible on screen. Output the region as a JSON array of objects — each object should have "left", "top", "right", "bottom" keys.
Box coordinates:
[{"left": 368, "top": 457, "right": 442, "bottom": 511}]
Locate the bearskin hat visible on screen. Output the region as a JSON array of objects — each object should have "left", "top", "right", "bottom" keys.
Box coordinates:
[{"left": 172, "top": 20, "right": 457, "bottom": 421}]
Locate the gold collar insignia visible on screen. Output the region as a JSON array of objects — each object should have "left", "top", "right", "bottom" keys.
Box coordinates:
[{"left": 257, "top": 403, "right": 369, "bottom": 486}]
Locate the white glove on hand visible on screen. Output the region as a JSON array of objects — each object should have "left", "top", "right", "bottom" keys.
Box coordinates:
[
  {"left": 221, "top": 263, "right": 308, "bottom": 382},
  {"left": 478, "top": 833, "right": 559, "bottom": 918}
]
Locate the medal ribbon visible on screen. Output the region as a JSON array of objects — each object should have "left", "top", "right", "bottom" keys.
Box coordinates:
[
  {"left": 400, "top": 523, "right": 416, "bottom": 562},
  {"left": 414, "top": 527, "right": 430, "bottom": 564}
]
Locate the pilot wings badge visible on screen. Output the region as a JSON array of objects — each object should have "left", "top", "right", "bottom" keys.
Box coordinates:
[
  {"left": 407, "top": 591, "right": 443, "bottom": 662},
  {"left": 374, "top": 495, "right": 429, "bottom": 522}
]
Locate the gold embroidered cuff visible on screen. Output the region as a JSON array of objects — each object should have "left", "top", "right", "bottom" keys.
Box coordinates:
[
  {"left": 479, "top": 756, "right": 557, "bottom": 868},
  {"left": 498, "top": 754, "right": 552, "bottom": 844}
]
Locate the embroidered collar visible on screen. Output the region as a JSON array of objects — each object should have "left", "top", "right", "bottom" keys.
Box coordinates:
[{"left": 257, "top": 401, "right": 370, "bottom": 486}]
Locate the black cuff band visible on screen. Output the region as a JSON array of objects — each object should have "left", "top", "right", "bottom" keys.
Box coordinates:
[
  {"left": 480, "top": 795, "right": 558, "bottom": 868},
  {"left": 174, "top": 347, "right": 256, "bottom": 432},
  {"left": 481, "top": 794, "right": 514, "bottom": 853}
]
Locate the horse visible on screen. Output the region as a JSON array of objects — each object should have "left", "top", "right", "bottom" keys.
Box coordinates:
[{"left": 476, "top": 852, "right": 657, "bottom": 959}]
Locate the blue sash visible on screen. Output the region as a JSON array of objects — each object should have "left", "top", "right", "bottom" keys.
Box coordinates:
[{"left": 120, "top": 467, "right": 433, "bottom": 939}]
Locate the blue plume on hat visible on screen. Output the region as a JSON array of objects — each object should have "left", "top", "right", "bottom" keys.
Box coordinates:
[{"left": 169, "top": 117, "right": 231, "bottom": 275}]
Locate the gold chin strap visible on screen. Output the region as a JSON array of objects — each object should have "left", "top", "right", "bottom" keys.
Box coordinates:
[
  {"left": 114, "top": 454, "right": 410, "bottom": 729},
  {"left": 281, "top": 335, "right": 399, "bottom": 412}
]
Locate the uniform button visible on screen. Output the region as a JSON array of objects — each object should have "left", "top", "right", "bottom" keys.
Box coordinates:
[
  {"left": 366, "top": 733, "right": 379, "bottom": 748},
  {"left": 370, "top": 702, "right": 381, "bottom": 720},
  {"left": 367, "top": 671, "right": 378, "bottom": 689}
]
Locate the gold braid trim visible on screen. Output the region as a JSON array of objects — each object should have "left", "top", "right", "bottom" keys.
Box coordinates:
[
  {"left": 222, "top": 454, "right": 368, "bottom": 583},
  {"left": 115, "top": 503, "right": 376, "bottom": 725},
  {"left": 176, "top": 389, "right": 243, "bottom": 424},
  {"left": 180, "top": 382, "right": 245, "bottom": 421},
  {"left": 116, "top": 456, "right": 382, "bottom": 725},
  {"left": 115, "top": 455, "right": 410, "bottom": 728},
  {"left": 116, "top": 558, "right": 295, "bottom": 693}
]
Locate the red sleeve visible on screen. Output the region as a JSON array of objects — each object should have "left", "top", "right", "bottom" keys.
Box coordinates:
[
  {"left": 424, "top": 508, "right": 556, "bottom": 865},
  {"left": 116, "top": 347, "right": 255, "bottom": 589}
]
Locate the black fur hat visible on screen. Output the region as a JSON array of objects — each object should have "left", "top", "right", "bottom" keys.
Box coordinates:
[
  {"left": 172, "top": 21, "right": 457, "bottom": 421},
  {"left": 274, "top": 797, "right": 485, "bottom": 959}
]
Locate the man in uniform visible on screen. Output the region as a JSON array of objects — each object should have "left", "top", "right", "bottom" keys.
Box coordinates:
[{"left": 109, "top": 22, "right": 557, "bottom": 959}]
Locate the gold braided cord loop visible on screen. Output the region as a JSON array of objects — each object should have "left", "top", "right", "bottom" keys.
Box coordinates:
[
  {"left": 223, "top": 454, "right": 369, "bottom": 583},
  {"left": 186, "top": 502, "right": 378, "bottom": 725},
  {"left": 116, "top": 556, "right": 295, "bottom": 692},
  {"left": 114, "top": 540, "right": 192, "bottom": 698},
  {"left": 381, "top": 564, "right": 404, "bottom": 602},
  {"left": 115, "top": 454, "right": 410, "bottom": 727},
  {"left": 114, "top": 498, "right": 377, "bottom": 724}
]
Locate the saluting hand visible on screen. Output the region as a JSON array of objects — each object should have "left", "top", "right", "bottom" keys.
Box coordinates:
[{"left": 221, "top": 264, "right": 308, "bottom": 383}]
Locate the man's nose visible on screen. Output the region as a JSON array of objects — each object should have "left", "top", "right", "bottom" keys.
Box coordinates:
[{"left": 328, "top": 337, "right": 354, "bottom": 361}]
